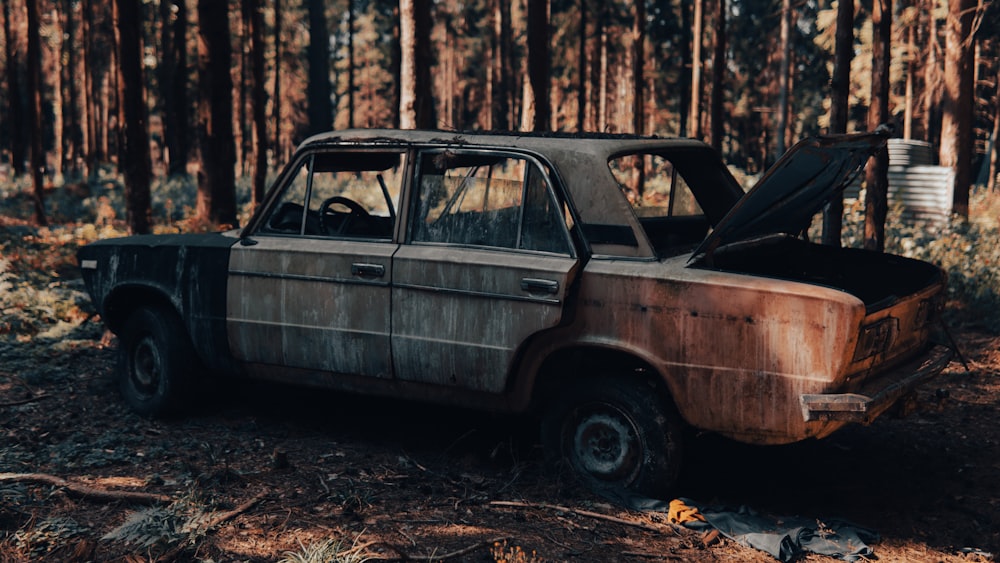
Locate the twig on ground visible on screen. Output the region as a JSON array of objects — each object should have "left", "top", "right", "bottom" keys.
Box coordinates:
[
  {"left": 202, "top": 491, "right": 267, "bottom": 529},
  {"left": 0, "top": 472, "right": 169, "bottom": 505},
  {"left": 0, "top": 394, "right": 51, "bottom": 407},
  {"left": 368, "top": 535, "right": 509, "bottom": 561},
  {"left": 489, "top": 500, "right": 679, "bottom": 535}
]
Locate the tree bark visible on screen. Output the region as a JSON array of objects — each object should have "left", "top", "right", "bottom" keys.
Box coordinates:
[
  {"left": 248, "top": 0, "right": 267, "bottom": 208},
  {"left": 776, "top": 0, "right": 792, "bottom": 155},
  {"left": 632, "top": 0, "right": 645, "bottom": 136},
  {"left": 821, "top": 0, "right": 854, "bottom": 247},
  {"left": 688, "top": 0, "right": 703, "bottom": 139},
  {"left": 923, "top": 0, "right": 941, "bottom": 146},
  {"left": 399, "top": 0, "right": 434, "bottom": 129},
  {"left": 864, "top": 0, "right": 891, "bottom": 252},
  {"left": 26, "top": 0, "right": 47, "bottom": 225},
  {"left": 939, "top": 0, "right": 975, "bottom": 217},
  {"left": 196, "top": 0, "right": 237, "bottom": 226},
  {"left": 526, "top": 0, "right": 550, "bottom": 132},
  {"left": 307, "top": 0, "right": 332, "bottom": 136},
  {"left": 115, "top": 0, "right": 152, "bottom": 234},
  {"left": 62, "top": 0, "right": 84, "bottom": 178},
  {"left": 577, "top": 0, "right": 587, "bottom": 132},
  {"left": 272, "top": 0, "right": 284, "bottom": 158},
  {"left": 990, "top": 64, "right": 1000, "bottom": 192},
  {"left": 710, "top": 0, "right": 726, "bottom": 152},
  {"left": 348, "top": 0, "right": 355, "bottom": 128},
  {"left": 679, "top": 0, "right": 692, "bottom": 137},
  {"left": 161, "top": 0, "right": 189, "bottom": 176},
  {"left": 3, "top": 0, "right": 26, "bottom": 176}
]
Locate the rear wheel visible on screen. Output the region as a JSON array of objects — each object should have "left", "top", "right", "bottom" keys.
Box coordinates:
[
  {"left": 118, "top": 306, "right": 197, "bottom": 417},
  {"left": 542, "top": 376, "right": 683, "bottom": 500}
]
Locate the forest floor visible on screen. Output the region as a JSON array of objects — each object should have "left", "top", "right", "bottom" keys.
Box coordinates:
[{"left": 0, "top": 219, "right": 998, "bottom": 562}]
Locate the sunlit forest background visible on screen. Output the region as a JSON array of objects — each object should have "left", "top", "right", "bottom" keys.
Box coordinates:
[{"left": 1, "top": 0, "right": 1000, "bottom": 327}]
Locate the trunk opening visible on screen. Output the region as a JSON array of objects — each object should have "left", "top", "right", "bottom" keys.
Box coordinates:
[{"left": 691, "top": 236, "right": 943, "bottom": 312}]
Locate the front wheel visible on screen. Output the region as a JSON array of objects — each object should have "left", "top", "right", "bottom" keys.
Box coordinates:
[
  {"left": 117, "top": 306, "right": 197, "bottom": 417},
  {"left": 541, "top": 376, "right": 683, "bottom": 501}
]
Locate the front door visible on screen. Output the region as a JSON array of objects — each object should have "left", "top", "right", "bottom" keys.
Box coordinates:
[
  {"left": 392, "top": 149, "right": 579, "bottom": 392},
  {"left": 227, "top": 149, "right": 405, "bottom": 379}
]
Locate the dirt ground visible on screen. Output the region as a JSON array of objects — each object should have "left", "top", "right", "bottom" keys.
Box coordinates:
[{"left": 1, "top": 274, "right": 998, "bottom": 561}]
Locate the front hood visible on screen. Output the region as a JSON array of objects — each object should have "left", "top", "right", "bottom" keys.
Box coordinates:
[{"left": 694, "top": 129, "right": 890, "bottom": 259}]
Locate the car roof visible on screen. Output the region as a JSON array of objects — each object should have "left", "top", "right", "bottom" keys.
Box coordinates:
[{"left": 298, "top": 128, "right": 713, "bottom": 156}]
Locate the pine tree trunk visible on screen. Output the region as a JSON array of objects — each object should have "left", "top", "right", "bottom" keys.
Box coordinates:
[
  {"left": 678, "top": 0, "right": 691, "bottom": 137},
  {"left": 990, "top": 64, "right": 1000, "bottom": 192},
  {"left": 688, "top": 0, "right": 703, "bottom": 139},
  {"left": 306, "top": 0, "right": 332, "bottom": 135},
  {"left": 26, "top": 0, "right": 47, "bottom": 225},
  {"left": 62, "top": 0, "right": 83, "bottom": 178},
  {"left": 249, "top": 0, "right": 267, "bottom": 208},
  {"left": 821, "top": 0, "right": 853, "bottom": 247},
  {"left": 196, "top": 0, "right": 237, "bottom": 226},
  {"left": 632, "top": 0, "right": 645, "bottom": 136},
  {"left": 115, "top": 0, "right": 152, "bottom": 234},
  {"left": 864, "top": 0, "right": 891, "bottom": 252},
  {"left": 577, "top": 0, "right": 587, "bottom": 132},
  {"left": 775, "top": 0, "right": 791, "bottom": 155},
  {"left": 923, "top": 0, "right": 941, "bottom": 146},
  {"left": 527, "top": 0, "right": 550, "bottom": 132},
  {"left": 939, "top": 0, "right": 975, "bottom": 217},
  {"left": 709, "top": 0, "right": 726, "bottom": 152},
  {"left": 348, "top": 0, "right": 355, "bottom": 128},
  {"left": 272, "top": 0, "right": 284, "bottom": 159},
  {"left": 399, "top": 0, "right": 433, "bottom": 129},
  {"left": 3, "top": 0, "right": 26, "bottom": 176}
]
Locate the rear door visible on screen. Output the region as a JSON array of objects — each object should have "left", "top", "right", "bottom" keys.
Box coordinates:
[
  {"left": 228, "top": 149, "right": 404, "bottom": 378},
  {"left": 391, "top": 149, "right": 579, "bottom": 392}
]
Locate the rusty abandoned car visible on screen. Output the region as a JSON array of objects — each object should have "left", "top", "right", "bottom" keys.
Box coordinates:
[{"left": 78, "top": 129, "right": 953, "bottom": 499}]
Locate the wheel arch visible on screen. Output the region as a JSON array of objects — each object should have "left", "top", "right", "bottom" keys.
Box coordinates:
[
  {"left": 101, "top": 283, "right": 182, "bottom": 334},
  {"left": 526, "top": 344, "right": 682, "bottom": 422}
]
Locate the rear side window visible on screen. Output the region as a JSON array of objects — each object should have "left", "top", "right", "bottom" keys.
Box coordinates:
[
  {"left": 609, "top": 153, "right": 704, "bottom": 219},
  {"left": 411, "top": 151, "right": 572, "bottom": 255}
]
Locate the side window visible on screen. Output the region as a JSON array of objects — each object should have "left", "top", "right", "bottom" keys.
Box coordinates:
[
  {"left": 411, "top": 151, "right": 571, "bottom": 254},
  {"left": 609, "top": 153, "right": 704, "bottom": 218},
  {"left": 260, "top": 151, "right": 404, "bottom": 239}
]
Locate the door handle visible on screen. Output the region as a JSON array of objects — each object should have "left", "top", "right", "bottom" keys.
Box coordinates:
[
  {"left": 521, "top": 278, "right": 559, "bottom": 294},
  {"left": 351, "top": 263, "right": 385, "bottom": 278}
]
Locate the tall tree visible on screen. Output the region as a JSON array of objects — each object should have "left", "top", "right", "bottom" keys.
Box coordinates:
[
  {"left": 115, "top": 0, "right": 152, "bottom": 234},
  {"left": 940, "top": 0, "right": 976, "bottom": 217},
  {"left": 822, "top": 0, "right": 855, "bottom": 247},
  {"left": 272, "top": 0, "right": 284, "bottom": 158},
  {"left": 307, "top": 0, "right": 332, "bottom": 136},
  {"left": 526, "top": 0, "right": 550, "bottom": 131},
  {"left": 399, "top": 0, "right": 434, "bottom": 129},
  {"left": 632, "top": 0, "right": 645, "bottom": 136},
  {"left": 347, "top": 0, "right": 356, "bottom": 128},
  {"left": 247, "top": 0, "right": 267, "bottom": 207},
  {"left": 688, "top": 0, "right": 703, "bottom": 139},
  {"left": 576, "top": 0, "right": 587, "bottom": 132},
  {"left": 61, "top": 0, "right": 84, "bottom": 178},
  {"left": 161, "top": 0, "right": 190, "bottom": 175},
  {"left": 864, "top": 0, "right": 891, "bottom": 252},
  {"left": 710, "top": 0, "right": 726, "bottom": 152},
  {"left": 196, "top": 0, "right": 237, "bottom": 226},
  {"left": 776, "top": 0, "right": 792, "bottom": 155},
  {"left": 3, "top": 0, "right": 26, "bottom": 176},
  {"left": 26, "top": 0, "right": 46, "bottom": 225}
]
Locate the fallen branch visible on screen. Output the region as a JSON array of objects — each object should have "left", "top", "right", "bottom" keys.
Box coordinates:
[
  {"left": 0, "top": 472, "right": 169, "bottom": 505},
  {"left": 489, "top": 500, "right": 678, "bottom": 535},
  {"left": 202, "top": 491, "right": 267, "bottom": 529},
  {"left": 0, "top": 394, "right": 51, "bottom": 408},
  {"left": 369, "top": 536, "right": 509, "bottom": 561}
]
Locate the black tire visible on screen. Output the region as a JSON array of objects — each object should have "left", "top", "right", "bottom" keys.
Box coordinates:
[
  {"left": 117, "top": 305, "right": 197, "bottom": 417},
  {"left": 541, "top": 376, "right": 683, "bottom": 500}
]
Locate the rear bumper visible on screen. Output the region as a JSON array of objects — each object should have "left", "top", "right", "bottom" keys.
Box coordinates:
[{"left": 800, "top": 344, "right": 953, "bottom": 423}]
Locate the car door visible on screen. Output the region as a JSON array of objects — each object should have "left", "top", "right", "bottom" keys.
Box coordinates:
[
  {"left": 391, "top": 149, "right": 580, "bottom": 392},
  {"left": 227, "top": 149, "right": 404, "bottom": 379}
]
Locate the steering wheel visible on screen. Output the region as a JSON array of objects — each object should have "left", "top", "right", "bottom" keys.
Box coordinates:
[{"left": 319, "top": 196, "right": 372, "bottom": 235}]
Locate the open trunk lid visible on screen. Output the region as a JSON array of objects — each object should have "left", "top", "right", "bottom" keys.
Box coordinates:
[{"left": 694, "top": 128, "right": 891, "bottom": 260}]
